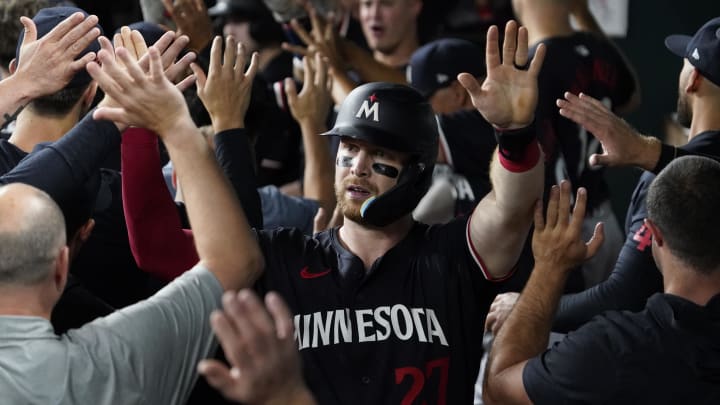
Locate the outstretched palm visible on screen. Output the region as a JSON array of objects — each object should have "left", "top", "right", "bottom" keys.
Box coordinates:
[{"left": 459, "top": 20, "right": 546, "bottom": 129}]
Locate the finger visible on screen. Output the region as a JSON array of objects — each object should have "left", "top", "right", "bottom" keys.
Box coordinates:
[
  {"left": 161, "top": 0, "right": 174, "bottom": 15},
  {"left": 236, "top": 290, "right": 275, "bottom": 355},
  {"left": 528, "top": 42, "right": 546, "bottom": 77},
  {"left": 533, "top": 199, "right": 545, "bottom": 231},
  {"left": 208, "top": 36, "right": 223, "bottom": 77},
  {"left": 113, "top": 32, "right": 123, "bottom": 51},
  {"left": 308, "top": 4, "right": 324, "bottom": 42},
  {"left": 197, "top": 359, "right": 235, "bottom": 392},
  {"left": 92, "top": 106, "right": 128, "bottom": 123},
  {"left": 545, "top": 184, "right": 559, "bottom": 229},
  {"left": 224, "top": 35, "right": 237, "bottom": 71},
  {"left": 68, "top": 50, "right": 97, "bottom": 73},
  {"left": 152, "top": 30, "right": 177, "bottom": 56},
  {"left": 485, "top": 25, "right": 500, "bottom": 70},
  {"left": 49, "top": 12, "right": 92, "bottom": 44},
  {"left": 116, "top": 47, "right": 147, "bottom": 83},
  {"left": 302, "top": 55, "right": 313, "bottom": 91},
  {"left": 290, "top": 18, "right": 314, "bottom": 46},
  {"left": 457, "top": 72, "right": 482, "bottom": 98},
  {"left": 265, "top": 291, "right": 295, "bottom": 340},
  {"left": 515, "top": 26, "right": 529, "bottom": 67},
  {"left": 314, "top": 52, "right": 326, "bottom": 88},
  {"left": 59, "top": 14, "right": 100, "bottom": 53},
  {"left": 502, "top": 20, "right": 518, "bottom": 66},
  {"left": 557, "top": 180, "right": 572, "bottom": 226},
  {"left": 176, "top": 73, "right": 197, "bottom": 92},
  {"left": 147, "top": 46, "right": 166, "bottom": 82},
  {"left": 161, "top": 34, "right": 190, "bottom": 70},
  {"left": 120, "top": 26, "right": 136, "bottom": 59},
  {"left": 570, "top": 187, "right": 588, "bottom": 234},
  {"left": 166, "top": 51, "right": 196, "bottom": 83},
  {"left": 588, "top": 152, "right": 609, "bottom": 167},
  {"left": 234, "top": 41, "right": 246, "bottom": 76},
  {"left": 585, "top": 222, "right": 605, "bottom": 259},
  {"left": 131, "top": 29, "right": 149, "bottom": 59},
  {"left": 281, "top": 42, "right": 310, "bottom": 56},
  {"left": 244, "top": 52, "right": 259, "bottom": 81},
  {"left": 285, "top": 77, "right": 298, "bottom": 109},
  {"left": 19, "top": 16, "right": 39, "bottom": 44}
]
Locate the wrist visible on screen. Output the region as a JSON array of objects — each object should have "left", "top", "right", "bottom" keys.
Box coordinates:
[
  {"left": 211, "top": 117, "right": 245, "bottom": 133},
  {"left": 4, "top": 74, "right": 35, "bottom": 106},
  {"left": 158, "top": 116, "right": 198, "bottom": 142},
  {"left": 643, "top": 136, "right": 664, "bottom": 172},
  {"left": 263, "top": 382, "right": 316, "bottom": 405}
]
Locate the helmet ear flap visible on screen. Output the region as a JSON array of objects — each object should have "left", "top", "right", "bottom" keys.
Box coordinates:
[{"left": 360, "top": 160, "right": 432, "bottom": 226}]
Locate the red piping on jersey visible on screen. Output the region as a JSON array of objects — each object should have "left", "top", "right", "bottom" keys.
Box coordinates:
[{"left": 465, "top": 211, "right": 516, "bottom": 282}]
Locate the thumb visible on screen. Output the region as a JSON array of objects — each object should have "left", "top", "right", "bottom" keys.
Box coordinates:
[
  {"left": 19, "top": 16, "right": 38, "bottom": 44},
  {"left": 588, "top": 153, "right": 609, "bottom": 167},
  {"left": 585, "top": 222, "right": 605, "bottom": 259},
  {"left": 189, "top": 62, "right": 207, "bottom": 91},
  {"left": 198, "top": 360, "right": 236, "bottom": 392},
  {"left": 457, "top": 72, "right": 481, "bottom": 96},
  {"left": 285, "top": 77, "right": 299, "bottom": 108}
]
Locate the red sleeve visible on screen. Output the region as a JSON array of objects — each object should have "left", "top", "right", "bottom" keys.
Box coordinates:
[{"left": 121, "top": 128, "right": 199, "bottom": 280}]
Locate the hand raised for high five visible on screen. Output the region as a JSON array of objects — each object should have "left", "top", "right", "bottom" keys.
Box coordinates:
[
  {"left": 458, "top": 20, "right": 545, "bottom": 129},
  {"left": 189, "top": 36, "right": 259, "bottom": 133},
  {"left": 532, "top": 181, "right": 604, "bottom": 275}
]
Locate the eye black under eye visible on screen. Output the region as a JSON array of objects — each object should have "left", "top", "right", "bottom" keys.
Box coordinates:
[{"left": 372, "top": 163, "right": 399, "bottom": 178}]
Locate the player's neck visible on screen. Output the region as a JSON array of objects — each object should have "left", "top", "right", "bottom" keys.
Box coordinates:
[
  {"left": 663, "top": 264, "right": 720, "bottom": 307},
  {"left": 687, "top": 97, "right": 720, "bottom": 140},
  {"left": 10, "top": 108, "right": 82, "bottom": 153},
  {"left": 0, "top": 284, "right": 54, "bottom": 320},
  {"left": 338, "top": 215, "right": 413, "bottom": 270},
  {"left": 373, "top": 37, "right": 418, "bottom": 69},
  {"left": 523, "top": 12, "right": 574, "bottom": 45}
]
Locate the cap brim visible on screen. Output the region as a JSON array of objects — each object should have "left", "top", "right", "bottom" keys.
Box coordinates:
[
  {"left": 321, "top": 125, "right": 406, "bottom": 153},
  {"left": 665, "top": 34, "right": 692, "bottom": 58}
]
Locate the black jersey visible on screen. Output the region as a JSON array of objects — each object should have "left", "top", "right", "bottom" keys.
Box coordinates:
[
  {"left": 254, "top": 216, "right": 502, "bottom": 404},
  {"left": 0, "top": 138, "right": 27, "bottom": 174},
  {"left": 524, "top": 293, "right": 720, "bottom": 404},
  {"left": 554, "top": 131, "right": 720, "bottom": 332},
  {"left": 531, "top": 32, "right": 636, "bottom": 211}
]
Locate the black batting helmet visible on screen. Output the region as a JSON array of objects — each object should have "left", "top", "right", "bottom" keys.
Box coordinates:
[{"left": 323, "top": 82, "right": 439, "bottom": 226}]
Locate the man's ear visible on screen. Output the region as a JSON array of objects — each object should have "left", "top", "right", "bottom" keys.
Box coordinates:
[
  {"left": 686, "top": 68, "right": 701, "bottom": 93},
  {"left": 53, "top": 245, "right": 70, "bottom": 294},
  {"left": 9, "top": 58, "right": 17, "bottom": 75},
  {"left": 82, "top": 82, "right": 99, "bottom": 111},
  {"left": 644, "top": 218, "right": 663, "bottom": 247}
]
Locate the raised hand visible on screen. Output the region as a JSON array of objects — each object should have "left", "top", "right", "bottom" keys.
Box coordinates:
[
  {"left": 189, "top": 35, "right": 259, "bottom": 133},
  {"left": 484, "top": 292, "right": 520, "bottom": 335},
  {"left": 13, "top": 12, "right": 101, "bottom": 99},
  {"left": 458, "top": 20, "right": 545, "bottom": 129},
  {"left": 532, "top": 181, "right": 604, "bottom": 273},
  {"left": 161, "top": 0, "right": 213, "bottom": 51},
  {"left": 286, "top": 53, "right": 332, "bottom": 127},
  {"left": 557, "top": 92, "right": 661, "bottom": 169},
  {"left": 282, "top": 2, "right": 346, "bottom": 75},
  {"left": 87, "top": 44, "right": 192, "bottom": 136},
  {"left": 198, "top": 290, "right": 316, "bottom": 405}
]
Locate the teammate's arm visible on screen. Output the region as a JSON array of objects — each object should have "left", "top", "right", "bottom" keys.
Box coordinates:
[
  {"left": 459, "top": 21, "right": 546, "bottom": 280},
  {"left": 88, "top": 40, "right": 265, "bottom": 290},
  {"left": 483, "top": 182, "right": 603, "bottom": 405}
]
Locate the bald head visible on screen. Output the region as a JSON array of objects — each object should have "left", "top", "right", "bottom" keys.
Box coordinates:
[{"left": 0, "top": 183, "right": 66, "bottom": 285}]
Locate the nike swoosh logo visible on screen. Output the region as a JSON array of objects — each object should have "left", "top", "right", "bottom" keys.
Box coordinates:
[{"left": 300, "top": 266, "right": 332, "bottom": 279}]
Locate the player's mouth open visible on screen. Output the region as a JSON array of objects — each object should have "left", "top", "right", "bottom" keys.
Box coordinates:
[{"left": 347, "top": 185, "right": 371, "bottom": 199}]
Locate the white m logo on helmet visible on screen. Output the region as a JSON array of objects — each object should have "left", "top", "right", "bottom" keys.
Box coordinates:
[{"left": 355, "top": 100, "right": 380, "bottom": 122}]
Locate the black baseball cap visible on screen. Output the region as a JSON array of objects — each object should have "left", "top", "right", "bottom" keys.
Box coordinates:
[
  {"left": 407, "top": 38, "right": 485, "bottom": 98},
  {"left": 16, "top": 6, "right": 102, "bottom": 89},
  {"left": 665, "top": 16, "right": 720, "bottom": 87}
]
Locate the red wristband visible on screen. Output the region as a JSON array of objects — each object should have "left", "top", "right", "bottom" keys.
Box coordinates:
[{"left": 498, "top": 141, "right": 541, "bottom": 173}]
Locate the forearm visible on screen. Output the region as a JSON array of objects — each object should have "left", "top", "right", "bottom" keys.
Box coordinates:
[
  {"left": 485, "top": 264, "right": 567, "bottom": 400},
  {"left": 0, "top": 76, "right": 33, "bottom": 127},
  {"left": 214, "top": 129, "right": 263, "bottom": 229},
  {"left": 470, "top": 141, "right": 543, "bottom": 278},
  {"left": 162, "top": 118, "right": 264, "bottom": 290},
  {"left": 299, "top": 120, "right": 335, "bottom": 214},
  {"left": 121, "top": 128, "right": 200, "bottom": 280}
]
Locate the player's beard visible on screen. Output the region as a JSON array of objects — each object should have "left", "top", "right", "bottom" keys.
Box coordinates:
[
  {"left": 676, "top": 88, "right": 692, "bottom": 128},
  {"left": 335, "top": 177, "right": 377, "bottom": 225}
]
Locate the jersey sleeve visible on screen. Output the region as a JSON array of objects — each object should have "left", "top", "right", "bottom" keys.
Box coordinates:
[
  {"left": 553, "top": 172, "right": 662, "bottom": 332},
  {"left": 121, "top": 128, "right": 199, "bottom": 280},
  {"left": 522, "top": 317, "right": 622, "bottom": 404},
  {"left": 68, "top": 264, "right": 223, "bottom": 405}
]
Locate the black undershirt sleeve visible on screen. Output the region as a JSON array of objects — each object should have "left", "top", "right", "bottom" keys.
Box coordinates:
[
  {"left": 552, "top": 174, "right": 663, "bottom": 332},
  {"left": 214, "top": 128, "right": 263, "bottom": 229}
]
